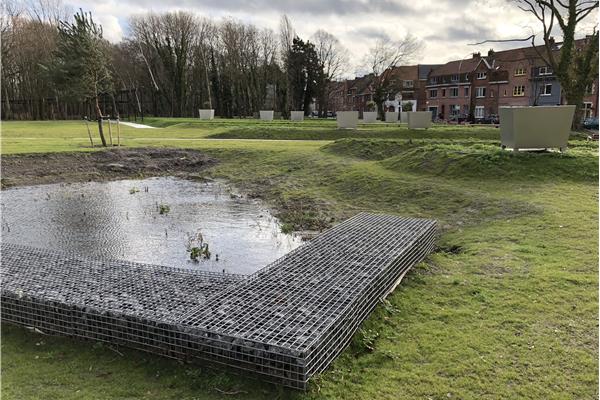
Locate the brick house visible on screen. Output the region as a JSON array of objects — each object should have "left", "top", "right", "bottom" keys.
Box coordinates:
[
  {"left": 326, "top": 41, "right": 598, "bottom": 121},
  {"left": 323, "top": 65, "right": 437, "bottom": 115},
  {"left": 425, "top": 42, "right": 599, "bottom": 122}
]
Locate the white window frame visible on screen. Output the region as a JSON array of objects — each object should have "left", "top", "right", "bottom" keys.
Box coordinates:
[
  {"left": 475, "top": 106, "right": 485, "bottom": 118},
  {"left": 449, "top": 87, "right": 459, "bottom": 98},
  {"left": 403, "top": 80, "right": 414, "bottom": 88},
  {"left": 476, "top": 72, "right": 487, "bottom": 80},
  {"left": 429, "top": 89, "right": 438, "bottom": 98},
  {"left": 451, "top": 104, "right": 460, "bottom": 115},
  {"left": 540, "top": 83, "right": 552, "bottom": 96},
  {"left": 513, "top": 85, "right": 525, "bottom": 96},
  {"left": 539, "top": 66, "right": 552, "bottom": 76},
  {"left": 475, "top": 87, "right": 486, "bottom": 98},
  {"left": 514, "top": 67, "right": 526, "bottom": 76},
  {"left": 450, "top": 74, "right": 459, "bottom": 82}
]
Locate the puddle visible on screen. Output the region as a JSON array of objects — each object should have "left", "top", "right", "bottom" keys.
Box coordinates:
[{"left": 1, "top": 177, "right": 302, "bottom": 275}]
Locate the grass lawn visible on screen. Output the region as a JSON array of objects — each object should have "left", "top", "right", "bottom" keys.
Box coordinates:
[{"left": 1, "top": 119, "right": 598, "bottom": 399}]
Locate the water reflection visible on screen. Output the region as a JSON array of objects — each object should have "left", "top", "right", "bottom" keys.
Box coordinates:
[{"left": 1, "top": 177, "right": 302, "bottom": 275}]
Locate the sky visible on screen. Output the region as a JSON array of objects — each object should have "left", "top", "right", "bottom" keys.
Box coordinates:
[{"left": 64, "top": 0, "right": 598, "bottom": 77}]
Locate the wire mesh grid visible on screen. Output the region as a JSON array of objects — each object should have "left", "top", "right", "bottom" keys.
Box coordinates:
[{"left": 1, "top": 213, "right": 437, "bottom": 390}]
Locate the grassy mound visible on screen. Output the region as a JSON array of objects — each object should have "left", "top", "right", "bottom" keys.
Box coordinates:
[
  {"left": 324, "top": 138, "right": 598, "bottom": 182},
  {"left": 381, "top": 142, "right": 598, "bottom": 181}
]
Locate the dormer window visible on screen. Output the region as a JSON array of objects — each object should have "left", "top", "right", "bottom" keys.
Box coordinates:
[
  {"left": 451, "top": 74, "right": 459, "bottom": 82},
  {"left": 476, "top": 72, "right": 487, "bottom": 80},
  {"left": 539, "top": 66, "right": 553, "bottom": 75}
]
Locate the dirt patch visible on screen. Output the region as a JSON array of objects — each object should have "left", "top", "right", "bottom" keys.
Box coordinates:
[{"left": 1, "top": 148, "right": 215, "bottom": 188}]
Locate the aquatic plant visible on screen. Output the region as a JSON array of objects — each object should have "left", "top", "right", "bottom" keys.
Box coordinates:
[{"left": 186, "top": 231, "right": 211, "bottom": 261}]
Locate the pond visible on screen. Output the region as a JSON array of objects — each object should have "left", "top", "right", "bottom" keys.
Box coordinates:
[{"left": 1, "top": 177, "right": 302, "bottom": 275}]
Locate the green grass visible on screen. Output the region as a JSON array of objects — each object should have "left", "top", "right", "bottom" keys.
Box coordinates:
[{"left": 1, "top": 119, "right": 598, "bottom": 399}]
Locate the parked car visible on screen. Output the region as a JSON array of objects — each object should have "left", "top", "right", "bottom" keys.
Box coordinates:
[
  {"left": 583, "top": 117, "right": 599, "bottom": 130},
  {"left": 448, "top": 114, "right": 469, "bottom": 124}
]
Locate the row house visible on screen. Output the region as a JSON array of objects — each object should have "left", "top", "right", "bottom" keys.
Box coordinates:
[
  {"left": 325, "top": 65, "right": 437, "bottom": 114},
  {"left": 425, "top": 41, "right": 598, "bottom": 121}
]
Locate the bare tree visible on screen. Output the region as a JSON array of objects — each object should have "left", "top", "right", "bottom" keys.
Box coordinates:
[
  {"left": 311, "top": 30, "right": 349, "bottom": 116},
  {"left": 472, "top": 0, "right": 598, "bottom": 128},
  {"left": 363, "top": 35, "right": 422, "bottom": 118}
]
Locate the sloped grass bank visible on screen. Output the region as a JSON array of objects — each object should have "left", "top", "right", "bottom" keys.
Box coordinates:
[{"left": 324, "top": 138, "right": 598, "bottom": 182}]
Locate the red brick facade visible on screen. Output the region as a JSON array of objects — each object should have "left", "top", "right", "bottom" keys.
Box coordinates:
[{"left": 326, "top": 41, "right": 598, "bottom": 122}]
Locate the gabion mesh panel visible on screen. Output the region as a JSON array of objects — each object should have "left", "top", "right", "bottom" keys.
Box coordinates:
[{"left": 1, "top": 213, "right": 437, "bottom": 390}]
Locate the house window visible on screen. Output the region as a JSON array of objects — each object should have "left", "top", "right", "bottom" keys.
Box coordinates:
[
  {"left": 490, "top": 90, "right": 494, "bottom": 98},
  {"left": 464, "top": 87, "right": 470, "bottom": 97},
  {"left": 586, "top": 84, "right": 595, "bottom": 95},
  {"left": 583, "top": 102, "right": 593, "bottom": 118},
  {"left": 514, "top": 67, "right": 526, "bottom": 76},
  {"left": 403, "top": 80, "right": 414, "bottom": 88},
  {"left": 449, "top": 87, "right": 459, "bottom": 97},
  {"left": 429, "top": 89, "right": 438, "bottom": 98},
  {"left": 451, "top": 74, "right": 459, "bottom": 82},
  {"left": 451, "top": 104, "right": 460, "bottom": 115},
  {"left": 442, "top": 89, "right": 446, "bottom": 97},
  {"left": 476, "top": 72, "right": 487, "bottom": 79},
  {"left": 540, "top": 83, "right": 552, "bottom": 96},
  {"left": 475, "top": 87, "right": 486, "bottom": 98},
  {"left": 539, "top": 66, "right": 553, "bottom": 75},
  {"left": 513, "top": 85, "right": 525, "bottom": 96},
  {"left": 430, "top": 77, "right": 438, "bottom": 84},
  {"left": 475, "top": 106, "right": 485, "bottom": 118}
]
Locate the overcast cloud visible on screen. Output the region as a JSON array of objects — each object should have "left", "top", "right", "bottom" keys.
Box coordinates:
[{"left": 66, "top": 0, "right": 597, "bottom": 77}]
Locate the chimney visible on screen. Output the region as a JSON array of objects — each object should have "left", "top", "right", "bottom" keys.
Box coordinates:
[
  {"left": 472, "top": 52, "right": 481, "bottom": 59},
  {"left": 487, "top": 49, "right": 495, "bottom": 58}
]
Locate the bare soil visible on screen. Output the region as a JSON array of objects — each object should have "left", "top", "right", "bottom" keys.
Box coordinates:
[{"left": 1, "top": 148, "right": 215, "bottom": 188}]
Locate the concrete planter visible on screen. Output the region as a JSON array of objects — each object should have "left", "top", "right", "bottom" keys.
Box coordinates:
[
  {"left": 407, "top": 111, "right": 432, "bottom": 129},
  {"left": 199, "top": 109, "right": 214, "bottom": 120},
  {"left": 499, "top": 105, "right": 575, "bottom": 152},
  {"left": 400, "top": 111, "right": 408, "bottom": 123},
  {"left": 337, "top": 111, "right": 359, "bottom": 129},
  {"left": 259, "top": 110, "right": 274, "bottom": 121},
  {"left": 362, "top": 111, "right": 378, "bottom": 123},
  {"left": 290, "top": 111, "right": 304, "bottom": 121},
  {"left": 385, "top": 111, "right": 399, "bottom": 123}
]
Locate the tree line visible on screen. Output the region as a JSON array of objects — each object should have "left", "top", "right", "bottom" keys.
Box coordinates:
[{"left": 1, "top": 2, "right": 351, "bottom": 121}]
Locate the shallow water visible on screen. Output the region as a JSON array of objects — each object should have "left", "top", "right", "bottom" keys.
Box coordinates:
[{"left": 1, "top": 177, "right": 302, "bottom": 275}]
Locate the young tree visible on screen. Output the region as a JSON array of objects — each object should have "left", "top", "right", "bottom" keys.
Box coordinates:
[
  {"left": 311, "top": 30, "right": 349, "bottom": 117},
  {"left": 54, "top": 9, "right": 112, "bottom": 145},
  {"left": 363, "top": 35, "right": 422, "bottom": 119}
]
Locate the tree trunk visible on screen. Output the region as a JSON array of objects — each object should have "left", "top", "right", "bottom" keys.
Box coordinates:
[
  {"left": 95, "top": 97, "right": 107, "bottom": 147},
  {"left": 565, "top": 90, "right": 584, "bottom": 130}
]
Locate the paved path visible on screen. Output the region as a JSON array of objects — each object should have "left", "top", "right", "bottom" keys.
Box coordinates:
[{"left": 117, "top": 121, "right": 158, "bottom": 129}]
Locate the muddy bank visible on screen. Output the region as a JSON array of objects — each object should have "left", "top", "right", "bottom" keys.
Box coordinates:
[{"left": 1, "top": 148, "right": 215, "bottom": 188}]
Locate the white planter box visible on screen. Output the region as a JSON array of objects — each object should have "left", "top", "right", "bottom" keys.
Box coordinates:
[
  {"left": 362, "top": 111, "right": 378, "bottom": 123},
  {"left": 499, "top": 105, "right": 575, "bottom": 151},
  {"left": 400, "top": 111, "right": 408, "bottom": 123},
  {"left": 259, "top": 110, "right": 274, "bottom": 121},
  {"left": 385, "top": 111, "right": 399, "bottom": 123},
  {"left": 290, "top": 111, "right": 304, "bottom": 121},
  {"left": 407, "top": 111, "right": 432, "bottom": 129},
  {"left": 199, "top": 109, "right": 214, "bottom": 120},
  {"left": 336, "top": 111, "right": 359, "bottom": 129}
]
